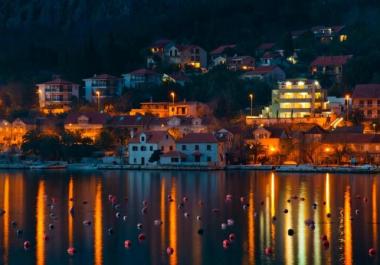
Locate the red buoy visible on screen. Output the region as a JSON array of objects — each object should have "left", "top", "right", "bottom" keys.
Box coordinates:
[
  {"left": 166, "top": 247, "right": 174, "bottom": 255},
  {"left": 138, "top": 233, "right": 146, "bottom": 242},
  {"left": 222, "top": 239, "right": 230, "bottom": 249},
  {"left": 124, "top": 240, "right": 132, "bottom": 249},
  {"left": 23, "top": 241, "right": 31, "bottom": 250},
  {"left": 369, "top": 248, "right": 376, "bottom": 256},
  {"left": 229, "top": 233, "right": 236, "bottom": 242},
  {"left": 264, "top": 247, "right": 273, "bottom": 256},
  {"left": 67, "top": 247, "right": 76, "bottom": 256}
]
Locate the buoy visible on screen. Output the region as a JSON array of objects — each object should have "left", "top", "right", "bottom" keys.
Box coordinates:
[
  {"left": 124, "top": 240, "right": 132, "bottom": 249},
  {"left": 229, "top": 233, "right": 236, "bottom": 242},
  {"left": 69, "top": 198, "right": 74, "bottom": 202},
  {"left": 197, "top": 228, "right": 204, "bottom": 235},
  {"left": 122, "top": 216, "right": 127, "bottom": 222},
  {"left": 154, "top": 219, "right": 162, "bottom": 226},
  {"left": 115, "top": 212, "right": 121, "bottom": 218},
  {"left": 107, "top": 228, "right": 114, "bottom": 235},
  {"left": 166, "top": 247, "right": 174, "bottom": 256},
  {"left": 300, "top": 197, "right": 305, "bottom": 201},
  {"left": 326, "top": 213, "right": 331, "bottom": 218},
  {"left": 82, "top": 200, "right": 88, "bottom": 205},
  {"left": 227, "top": 219, "right": 234, "bottom": 226},
  {"left": 272, "top": 216, "right": 277, "bottom": 222},
  {"left": 242, "top": 204, "right": 248, "bottom": 210},
  {"left": 67, "top": 247, "right": 76, "bottom": 256},
  {"left": 312, "top": 203, "right": 317, "bottom": 209},
  {"left": 69, "top": 207, "right": 74, "bottom": 216},
  {"left": 264, "top": 247, "right": 273, "bottom": 256},
  {"left": 114, "top": 204, "right": 121, "bottom": 210},
  {"left": 221, "top": 223, "right": 227, "bottom": 230},
  {"left": 355, "top": 209, "right": 360, "bottom": 215},
  {"left": 225, "top": 194, "right": 232, "bottom": 202},
  {"left": 287, "top": 199, "right": 291, "bottom": 203},
  {"left": 182, "top": 196, "right": 188, "bottom": 203},
  {"left": 141, "top": 207, "right": 148, "bottom": 214},
  {"left": 11, "top": 221, "right": 17, "bottom": 227},
  {"left": 363, "top": 197, "right": 368, "bottom": 203},
  {"left": 184, "top": 212, "right": 190, "bottom": 218},
  {"left": 43, "top": 234, "right": 49, "bottom": 241},
  {"left": 222, "top": 239, "right": 230, "bottom": 249},
  {"left": 49, "top": 224, "right": 55, "bottom": 230},
  {"left": 138, "top": 233, "right": 146, "bottom": 242},
  {"left": 142, "top": 200, "right": 148, "bottom": 206},
  {"left": 137, "top": 223, "right": 143, "bottom": 230},
  {"left": 287, "top": 229, "right": 295, "bottom": 236},
  {"left": 178, "top": 203, "right": 184, "bottom": 210},
  {"left": 240, "top": 196, "right": 245, "bottom": 203},
  {"left": 196, "top": 215, "right": 202, "bottom": 221},
  {"left": 369, "top": 248, "right": 376, "bottom": 256},
  {"left": 323, "top": 240, "right": 329, "bottom": 249},
  {"left": 83, "top": 220, "right": 92, "bottom": 226},
  {"left": 16, "top": 229, "right": 23, "bottom": 236},
  {"left": 23, "top": 241, "right": 31, "bottom": 250},
  {"left": 284, "top": 209, "right": 288, "bottom": 214}
]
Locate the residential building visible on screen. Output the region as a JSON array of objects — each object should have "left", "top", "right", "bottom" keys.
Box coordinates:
[
  {"left": 269, "top": 79, "right": 330, "bottom": 118},
  {"left": 260, "top": 51, "right": 282, "bottom": 66},
  {"left": 241, "top": 66, "right": 286, "bottom": 83},
  {"left": 162, "top": 72, "right": 190, "bottom": 86},
  {"left": 227, "top": 55, "right": 255, "bottom": 71},
  {"left": 37, "top": 78, "right": 80, "bottom": 114},
  {"left": 310, "top": 55, "right": 352, "bottom": 81},
  {"left": 328, "top": 96, "right": 347, "bottom": 115},
  {"left": 209, "top": 44, "right": 236, "bottom": 67},
  {"left": 108, "top": 115, "right": 149, "bottom": 139},
  {"left": 123, "top": 69, "right": 162, "bottom": 88},
  {"left": 352, "top": 84, "right": 380, "bottom": 120},
  {"left": 311, "top": 25, "right": 347, "bottom": 43},
  {"left": 64, "top": 112, "right": 109, "bottom": 141},
  {"left": 130, "top": 101, "right": 210, "bottom": 118},
  {"left": 161, "top": 133, "right": 225, "bottom": 167},
  {"left": 83, "top": 74, "right": 122, "bottom": 103},
  {"left": 246, "top": 126, "right": 287, "bottom": 158},
  {"left": 0, "top": 119, "right": 36, "bottom": 151},
  {"left": 147, "top": 39, "right": 175, "bottom": 68},
  {"left": 179, "top": 45, "right": 208, "bottom": 69},
  {"left": 128, "top": 131, "right": 176, "bottom": 165}
]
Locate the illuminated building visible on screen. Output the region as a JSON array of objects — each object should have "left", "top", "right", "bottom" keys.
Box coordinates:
[
  {"left": 227, "top": 55, "right": 255, "bottom": 71},
  {"left": 310, "top": 55, "right": 352, "bottom": 82},
  {"left": 352, "top": 84, "right": 380, "bottom": 119},
  {"left": 270, "top": 79, "right": 330, "bottom": 118},
  {"left": 64, "top": 112, "right": 109, "bottom": 141},
  {"left": 0, "top": 118, "right": 35, "bottom": 151},
  {"left": 36, "top": 78, "right": 79, "bottom": 114},
  {"left": 83, "top": 74, "right": 122, "bottom": 103}
]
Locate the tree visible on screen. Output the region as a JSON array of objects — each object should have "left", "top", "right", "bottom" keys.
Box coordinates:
[
  {"left": 247, "top": 141, "right": 265, "bottom": 164},
  {"left": 95, "top": 130, "right": 116, "bottom": 150},
  {"left": 333, "top": 144, "right": 352, "bottom": 164}
]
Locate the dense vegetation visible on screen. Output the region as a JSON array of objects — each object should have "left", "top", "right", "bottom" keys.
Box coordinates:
[{"left": 1, "top": 0, "right": 380, "bottom": 116}]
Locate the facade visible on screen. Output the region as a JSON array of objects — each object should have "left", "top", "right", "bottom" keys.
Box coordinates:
[
  {"left": 352, "top": 84, "right": 380, "bottom": 120},
  {"left": 147, "top": 39, "right": 175, "bottom": 68},
  {"left": 0, "top": 119, "right": 35, "bottom": 151},
  {"left": 83, "top": 74, "right": 122, "bottom": 103},
  {"left": 130, "top": 101, "right": 210, "bottom": 118},
  {"left": 37, "top": 78, "right": 80, "bottom": 114},
  {"left": 260, "top": 51, "right": 282, "bottom": 66},
  {"left": 209, "top": 44, "right": 236, "bottom": 67},
  {"left": 180, "top": 45, "right": 208, "bottom": 69},
  {"left": 241, "top": 66, "right": 286, "bottom": 83},
  {"left": 147, "top": 116, "right": 210, "bottom": 137},
  {"left": 108, "top": 115, "right": 149, "bottom": 139},
  {"left": 269, "top": 79, "right": 330, "bottom": 118},
  {"left": 123, "top": 69, "right": 162, "bottom": 88},
  {"left": 64, "top": 112, "right": 109, "bottom": 141},
  {"left": 310, "top": 55, "right": 352, "bottom": 81},
  {"left": 128, "top": 131, "right": 176, "bottom": 165},
  {"left": 227, "top": 55, "right": 255, "bottom": 71},
  {"left": 311, "top": 25, "right": 347, "bottom": 43}
]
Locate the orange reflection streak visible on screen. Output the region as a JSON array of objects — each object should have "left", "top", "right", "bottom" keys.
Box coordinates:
[
  {"left": 284, "top": 185, "right": 294, "bottom": 265},
  {"left": 68, "top": 178, "right": 74, "bottom": 246},
  {"left": 94, "top": 182, "right": 103, "bottom": 265},
  {"left": 169, "top": 178, "right": 178, "bottom": 265},
  {"left": 160, "top": 178, "right": 166, "bottom": 248},
  {"left": 36, "top": 180, "right": 46, "bottom": 265},
  {"left": 372, "top": 180, "right": 377, "bottom": 249},
  {"left": 324, "top": 173, "right": 331, "bottom": 265},
  {"left": 3, "top": 176, "right": 9, "bottom": 265},
  {"left": 344, "top": 186, "right": 353, "bottom": 265},
  {"left": 248, "top": 178, "right": 255, "bottom": 265},
  {"left": 270, "top": 173, "right": 276, "bottom": 245}
]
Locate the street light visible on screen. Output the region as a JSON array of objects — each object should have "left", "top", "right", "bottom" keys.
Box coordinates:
[
  {"left": 170, "top": 92, "right": 175, "bottom": 105},
  {"left": 249, "top": 93, "right": 254, "bottom": 116},
  {"left": 345, "top": 94, "right": 350, "bottom": 122},
  {"left": 96, "top": 90, "right": 101, "bottom": 112}
]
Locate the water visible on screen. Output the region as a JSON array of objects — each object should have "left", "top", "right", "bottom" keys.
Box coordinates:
[{"left": 0, "top": 170, "right": 379, "bottom": 265}]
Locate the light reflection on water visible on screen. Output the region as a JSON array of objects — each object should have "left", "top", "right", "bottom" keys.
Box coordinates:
[{"left": 0, "top": 171, "right": 379, "bottom": 265}]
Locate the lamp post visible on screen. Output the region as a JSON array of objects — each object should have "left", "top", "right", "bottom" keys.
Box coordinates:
[
  {"left": 249, "top": 93, "right": 254, "bottom": 116},
  {"left": 345, "top": 94, "right": 350, "bottom": 123},
  {"left": 96, "top": 91, "right": 101, "bottom": 112},
  {"left": 170, "top": 92, "right": 175, "bottom": 105}
]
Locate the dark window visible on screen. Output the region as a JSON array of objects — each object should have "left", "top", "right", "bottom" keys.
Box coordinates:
[
  {"left": 367, "top": 100, "right": 372, "bottom": 106},
  {"left": 141, "top": 136, "right": 145, "bottom": 142},
  {"left": 377, "top": 100, "right": 380, "bottom": 106},
  {"left": 169, "top": 146, "right": 173, "bottom": 151},
  {"left": 207, "top": 145, "right": 211, "bottom": 151},
  {"left": 182, "top": 145, "right": 187, "bottom": 151},
  {"left": 141, "top": 146, "right": 146, "bottom": 151},
  {"left": 195, "top": 145, "right": 199, "bottom": 151},
  {"left": 161, "top": 146, "right": 164, "bottom": 151},
  {"left": 207, "top": 156, "right": 211, "bottom": 162},
  {"left": 171, "top": 157, "right": 179, "bottom": 163},
  {"left": 149, "top": 146, "right": 153, "bottom": 151},
  {"left": 368, "top": 110, "right": 372, "bottom": 116},
  {"left": 132, "top": 146, "right": 138, "bottom": 151}
]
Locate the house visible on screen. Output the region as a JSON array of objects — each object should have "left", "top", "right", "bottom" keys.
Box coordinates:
[
  {"left": 328, "top": 96, "right": 347, "bottom": 115},
  {"left": 37, "top": 78, "right": 80, "bottom": 114},
  {"left": 147, "top": 39, "right": 175, "bottom": 68},
  {"left": 269, "top": 79, "right": 330, "bottom": 118},
  {"left": 311, "top": 25, "right": 346, "bottom": 43},
  {"left": 162, "top": 72, "right": 191, "bottom": 86},
  {"left": 260, "top": 51, "right": 282, "bottom": 66},
  {"left": 161, "top": 133, "right": 225, "bottom": 167},
  {"left": 179, "top": 45, "right": 208, "bottom": 69},
  {"left": 215, "top": 128, "right": 234, "bottom": 152},
  {"left": 209, "top": 44, "right": 236, "bottom": 67},
  {"left": 123, "top": 69, "right": 162, "bottom": 88},
  {"left": 147, "top": 116, "right": 210, "bottom": 138},
  {"left": 352, "top": 84, "right": 380, "bottom": 120},
  {"left": 246, "top": 126, "right": 287, "bottom": 157},
  {"left": 310, "top": 55, "right": 352, "bottom": 82},
  {"left": 128, "top": 131, "right": 176, "bottom": 165},
  {"left": 64, "top": 112, "right": 109, "bottom": 141},
  {"left": 108, "top": 115, "right": 149, "bottom": 138},
  {"left": 241, "top": 66, "right": 286, "bottom": 83},
  {"left": 129, "top": 101, "right": 210, "bottom": 118},
  {"left": 0, "top": 118, "right": 36, "bottom": 151},
  {"left": 227, "top": 55, "right": 255, "bottom": 71},
  {"left": 83, "top": 74, "right": 122, "bottom": 103}
]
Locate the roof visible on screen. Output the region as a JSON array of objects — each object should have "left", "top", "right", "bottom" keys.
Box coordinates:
[
  {"left": 177, "top": 133, "right": 218, "bottom": 144},
  {"left": 161, "top": 151, "right": 187, "bottom": 158},
  {"left": 65, "top": 112, "right": 109, "bottom": 125},
  {"left": 129, "top": 131, "right": 171, "bottom": 144},
  {"left": 257, "top": 43, "right": 275, "bottom": 51},
  {"left": 322, "top": 133, "right": 380, "bottom": 144},
  {"left": 38, "top": 78, "right": 78, "bottom": 86},
  {"left": 129, "top": 68, "right": 158, "bottom": 76},
  {"left": 310, "top": 55, "right": 352, "bottom": 66},
  {"left": 83, "top": 74, "right": 119, "bottom": 80},
  {"left": 352, "top": 84, "right": 380, "bottom": 99},
  {"left": 210, "top": 44, "right": 236, "bottom": 55},
  {"left": 246, "top": 66, "right": 280, "bottom": 75}
]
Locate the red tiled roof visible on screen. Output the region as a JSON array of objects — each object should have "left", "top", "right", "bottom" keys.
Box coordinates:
[
  {"left": 248, "top": 66, "right": 278, "bottom": 74},
  {"left": 352, "top": 84, "right": 380, "bottom": 99},
  {"left": 39, "top": 78, "right": 78, "bottom": 86},
  {"left": 210, "top": 44, "right": 236, "bottom": 55},
  {"left": 310, "top": 55, "right": 352, "bottom": 66},
  {"left": 177, "top": 133, "right": 218, "bottom": 143},
  {"left": 129, "top": 68, "right": 158, "bottom": 76},
  {"left": 161, "top": 151, "right": 187, "bottom": 158},
  {"left": 84, "top": 74, "right": 119, "bottom": 80},
  {"left": 129, "top": 131, "right": 171, "bottom": 144},
  {"left": 322, "top": 133, "right": 380, "bottom": 144},
  {"left": 257, "top": 43, "right": 275, "bottom": 51},
  {"left": 65, "top": 112, "right": 109, "bottom": 125}
]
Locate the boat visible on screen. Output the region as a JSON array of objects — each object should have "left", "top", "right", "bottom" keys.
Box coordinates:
[{"left": 30, "top": 161, "right": 67, "bottom": 170}]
